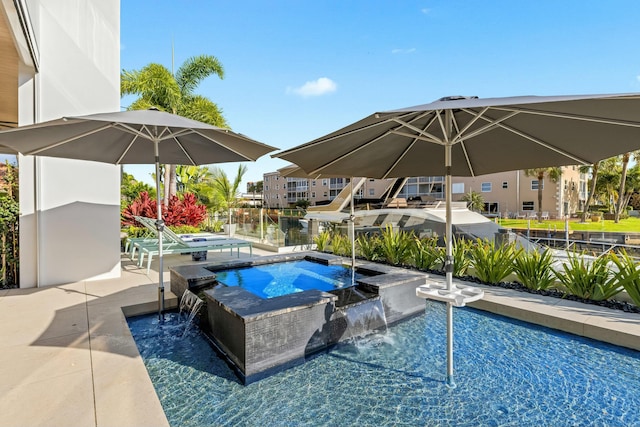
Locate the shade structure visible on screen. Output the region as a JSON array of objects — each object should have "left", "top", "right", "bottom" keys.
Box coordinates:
[
  {"left": 274, "top": 92, "right": 640, "bottom": 386},
  {"left": 275, "top": 93, "right": 640, "bottom": 178},
  {"left": 0, "top": 109, "right": 278, "bottom": 317}
]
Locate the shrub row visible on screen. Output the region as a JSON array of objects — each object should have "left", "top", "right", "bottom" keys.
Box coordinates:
[{"left": 314, "top": 226, "right": 640, "bottom": 307}]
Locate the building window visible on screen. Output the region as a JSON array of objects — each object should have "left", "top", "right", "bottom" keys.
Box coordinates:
[
  {"left": 311, "top": 192, "right": 316, "bottom": 198},
  {"left": 502, "top": 182, "right": 508, "bottom": 189},
  {"left": 484, "top": 202, "right": 499, "bottom": 213},
  {"left": 522, "top": 201, "right": 534, "bottom": 211},
  {"left": 312, "top": 180, "right": 316, "bottom": 187},
  {"left": 322, "top": 179, "right": 328, "bottom": 186},
  {"left": 531, "top": 180, "right": 544, "bottom": 190},
  {"left": 481, "top": 182, "right": 492, "bottom": 192},
  {"left": 369, "top": 188, "right": 375, "bottom": 196},
  {"left": 452, "top": 183, "right": 464, "bottom": 194},
  {"left": 323, "top": 191, "right": 328, "bottom": 197},
  {"left": 265, "top": 185, "right": 269, "bottom": 191}
]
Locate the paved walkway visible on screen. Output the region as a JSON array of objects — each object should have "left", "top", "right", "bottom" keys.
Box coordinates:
[
  {"left": 0, "top": 247, "right": 265, "bottom": 427},
  {"left": 0, "top": 248, "right": 639, "bottom": 426}
]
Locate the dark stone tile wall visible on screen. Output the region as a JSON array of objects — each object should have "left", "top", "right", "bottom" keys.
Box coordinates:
[{"left": 172, "top": 252, "right": 429, "bottom": 384}]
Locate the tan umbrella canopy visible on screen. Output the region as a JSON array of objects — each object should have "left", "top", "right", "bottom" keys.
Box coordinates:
[
  {"left": 0, "top": 109, "right": 278, "bottom": 317},
  {"left": 274, "top": 92, "right": 640, "bottom": 386},
  {"left": 276, "top": 93, "right": 640, "bottom": 178}
]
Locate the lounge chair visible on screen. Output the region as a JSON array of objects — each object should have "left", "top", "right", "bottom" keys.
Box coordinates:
[
  {"left": 541, "top": 211, "right": 550, "bottom": 220},
  {"left": 526, "top": 211, "right": 538, "bottom": 220},
  {"left": 137, "top": 238, "right": 253, "bottom": 274},
  {"left": 125, "top": 216, "right": 176, "bottom": 257},
  {"left": 128, "top": 216, "right": 220, "bottom": 259},
  {"left": 130, "top": 216, "right": 252, "bottom": 273}
]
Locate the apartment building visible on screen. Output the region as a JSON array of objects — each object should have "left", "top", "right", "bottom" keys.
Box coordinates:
[
  {"left": 451, "top": 167, "right": 586, "bottom": 218},
  {"left": 265, "top": 166, "right": 587, "bottom": 217},
  {"left": 397, "top": 167, "right": 586, "bottom": 217},
  {"left": 263, "top": 171, "right": 392, "bottom": 208}
]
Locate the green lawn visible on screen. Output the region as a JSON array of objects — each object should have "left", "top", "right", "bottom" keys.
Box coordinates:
[{"left": 496, "top": 217, "right": 640, "bottom": 233}]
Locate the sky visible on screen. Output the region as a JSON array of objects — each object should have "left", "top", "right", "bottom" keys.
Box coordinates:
[{"left": 115, "top": 1, "right": 640, "bottom": 190}]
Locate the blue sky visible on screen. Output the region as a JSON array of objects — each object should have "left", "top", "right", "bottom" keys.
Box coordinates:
[{"left": 117, "top": 1, "right": 640, "bottom": 190}]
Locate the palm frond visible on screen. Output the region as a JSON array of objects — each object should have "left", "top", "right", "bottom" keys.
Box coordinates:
[
  {"left": 180, "top": 96, "right": 228, "bottom": 127},
  {"left": 120, "top": 63, "right": 181, "bottom": 112},
  {"left": 175, "top": 55, "right": 225, "bottom": 96}
]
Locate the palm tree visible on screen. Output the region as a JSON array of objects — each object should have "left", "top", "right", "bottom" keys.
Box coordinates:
[
  {"left": 579, "top": 162, "right": 600, "bottom": 222},
  {"left": 595, "top": 168, "right": 620, "bottom": 212},
  {"left": 121, "top": 55, "right": 228, "bottom": 206},
  {"left": 594, "top": 156, "right": 622, "bottom": 211},
  {"left": 212, "top": 165, "right": 248, "bottom": 226},
  {"left": 621, "top": 166, "right": 640, "bottom": 215},
  {"left": 247, "top": 181, "right": 264, "bottom": 207},
  {"left": 524, "top": 167, "right": 562, "bottom": 222},
  {"left": 615, "top": 151, "right": 640, "bottom": 223},
  {"left": 176, "top": 165, "right": 213, "bottom": 193},
  {"left": 460, "top": 189, "right": 484, "bottom": 212}
]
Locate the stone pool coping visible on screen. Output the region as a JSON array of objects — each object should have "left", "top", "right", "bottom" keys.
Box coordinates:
[{"left": 1, "top": 250, "right": 639, "bottom": 426}]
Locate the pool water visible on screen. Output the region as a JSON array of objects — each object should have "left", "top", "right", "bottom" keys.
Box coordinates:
[
  {"left": 213, "top": 260, "right": 365, "bottom": 299},
  {"left": 128, "top": 301, "right": 640, "bottom": 427}
]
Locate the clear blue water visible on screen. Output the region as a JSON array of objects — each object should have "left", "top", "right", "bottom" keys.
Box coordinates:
[
  {"left": 128, "top": 301, "right": 640, "bottom": 427},
  {"left": 213, "top": 260, "right": 364, "bottom": 298}
]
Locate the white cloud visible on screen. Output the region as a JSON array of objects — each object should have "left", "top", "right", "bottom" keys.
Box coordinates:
[
  {"left": 421, "top": 8, "right": 431, "bottom": 14},
  {"left": 392, "top": 48, "right": 417, "bottom": 54},
  {"left": 287, "top": 77, "right": 337, "bottom": 97},
  {"left": 637, "top": 75, "right": 640, "bottom": 83}
]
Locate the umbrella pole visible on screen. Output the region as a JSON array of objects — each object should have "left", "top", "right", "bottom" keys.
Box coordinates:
[
  {"left": 350, "top": 177, "right": 355, "bottom": 286},
  {"left": 154, "top": 141, "right": 165, "bottom": 320},
  {"left": 444, "top": 111, "right": 455, "bottom": 388}
]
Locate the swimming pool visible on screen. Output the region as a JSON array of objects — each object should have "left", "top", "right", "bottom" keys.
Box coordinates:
[
  {"left": 214, "top": 260, "right": 367, "bottom": 298},
  {"left": 128, "top": 301, "right": 640, "bottom": 427}
]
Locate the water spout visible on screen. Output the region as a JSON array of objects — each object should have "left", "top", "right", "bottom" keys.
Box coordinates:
[
  {"left": 343, "top": 297, "right": 388, "bottom": 339},
  {"left": 179, "top": 289, "right": 204, "bottom": 336}
]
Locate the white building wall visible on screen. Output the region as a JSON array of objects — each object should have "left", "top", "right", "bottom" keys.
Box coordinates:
[{"left": 17, "top": 0, "right": 121, "bottom": 287}]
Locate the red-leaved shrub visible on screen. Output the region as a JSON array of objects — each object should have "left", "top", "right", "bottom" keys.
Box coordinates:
[{"left": 121, "top": 191, "right": 207, "bottom": 228}]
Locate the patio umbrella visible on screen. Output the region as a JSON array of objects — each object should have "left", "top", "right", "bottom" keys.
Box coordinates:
[
  {"left": 0, "top": 109, "right": 277, "bottom": 318},
  {"left": 278, "top": 164, "right": 359, "bottom": 285},
  {"left": 274, "top": 92, "right": 640, "bottom": 386}
]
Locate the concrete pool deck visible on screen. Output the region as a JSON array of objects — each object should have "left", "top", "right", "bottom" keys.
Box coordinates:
[{"left": 0, "top": 249, "right": 639, "bottom": 427}]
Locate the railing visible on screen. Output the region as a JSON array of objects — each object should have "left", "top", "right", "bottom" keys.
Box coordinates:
[
  {"left": 229, "top": 208, "right": 312, "bottom": 249},
  {"left": 513, "top": 231, "right": 640, "bottom": 261}
]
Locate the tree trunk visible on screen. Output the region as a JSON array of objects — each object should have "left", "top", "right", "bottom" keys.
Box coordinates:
[
  {"left": 1, "top": 233, "right": 6, "bottom": 285},
  {"left": 537, "top": 172, "right": 544, "bottom": 222},
  {"left": 581, "top": 163, "right": 599, "bottom": 223},
  {"left": 615, "top": 153, "right": 630, "bottom": 223},
  {"left": 163, "top": 165, "right": 171, "bottom": 208},
  {"left": 169, "top": 164, "right": 177, "bottom": 199}
]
